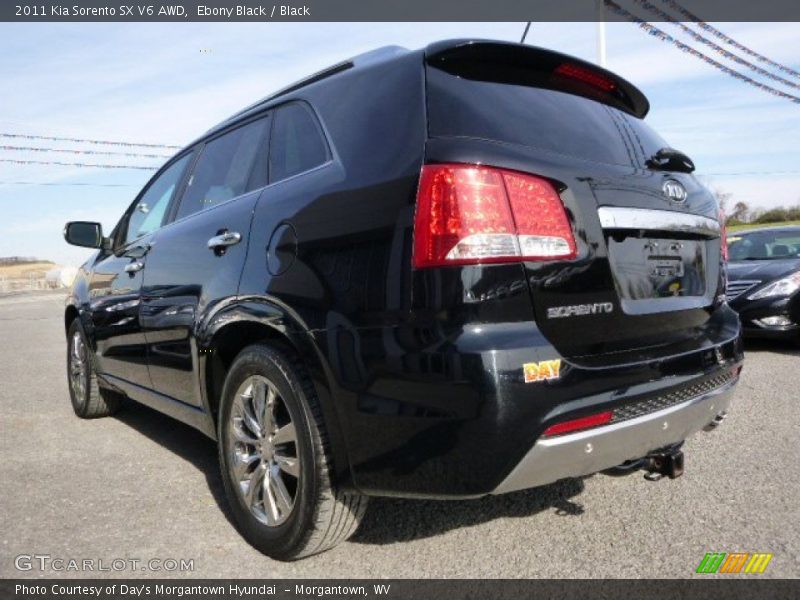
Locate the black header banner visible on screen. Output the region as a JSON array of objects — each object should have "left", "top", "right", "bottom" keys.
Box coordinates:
[{"left": 2, "top": 0, "right": 800, "bottom": 22}]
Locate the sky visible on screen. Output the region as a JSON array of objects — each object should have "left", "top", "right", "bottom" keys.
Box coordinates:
[{"left": 0, "top": 21, "right": 798, "bottom": 265}]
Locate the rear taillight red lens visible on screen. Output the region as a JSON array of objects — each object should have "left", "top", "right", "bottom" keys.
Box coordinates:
[
  {"left": 719, "top": 209, "right": 729, "bottom": 262},
  {"left": 412, "top": 164, "right": 577, "bottom": 269},
  {"left": 542, "top": 411, "right": 613, "bottom": 437}
]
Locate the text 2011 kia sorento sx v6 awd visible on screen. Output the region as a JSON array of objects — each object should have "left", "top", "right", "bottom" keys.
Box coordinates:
[{"left": 63, "top": 41, "right": 743, "bottom": 560}]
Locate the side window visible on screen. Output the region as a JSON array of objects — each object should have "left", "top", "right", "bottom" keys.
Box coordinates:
[
  {"left": 269, "top": 103, "right": 329, "bottom": 183},
  {"left": 124, "top": 153, "right": 191, "bottom": 245},
  {"left": 175, "top": 117, "right": 269, "bottom": 220}
]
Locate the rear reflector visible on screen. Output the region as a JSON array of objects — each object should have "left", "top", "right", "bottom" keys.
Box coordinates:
[
  {"left": 542, "top": 411, "right": 613, "bottom": 437},
  {"left": 413, "top": 164, "right": 577, "bottom": 268}
]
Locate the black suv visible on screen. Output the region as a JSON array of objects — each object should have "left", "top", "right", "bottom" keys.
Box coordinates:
[{"left": 63, "top": 41, "right": 743, "bottom": 560}]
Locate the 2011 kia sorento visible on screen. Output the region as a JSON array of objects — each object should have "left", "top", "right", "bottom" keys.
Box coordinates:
[{"left": 63, "top": 40, "right": 743, "bottom": 560}]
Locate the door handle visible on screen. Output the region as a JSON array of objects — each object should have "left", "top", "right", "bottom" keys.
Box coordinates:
[
  {"left": 126, "top": 243, "right": 152, "bottom": 259},
  {"left": 124, "top": 261, "right": 144, "bottom": 273},
  {"left": 207, "top": 231, "right": 242, "bottom": 251}
]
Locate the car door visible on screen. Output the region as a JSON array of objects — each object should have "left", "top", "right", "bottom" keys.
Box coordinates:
[
  {"left": 140, "top": 114, "right": 271, "bottom": 408},
  {"left": 88, "top": 153, "right": 194, "bottom": 389}
]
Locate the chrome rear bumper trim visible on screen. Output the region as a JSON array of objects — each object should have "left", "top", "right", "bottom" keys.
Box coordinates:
[
  {"left": 492, "top": 379, "right": 737, "bottom": 494},
  {"left": 598, "top": 206, "right": 721, "bottom": 238}
]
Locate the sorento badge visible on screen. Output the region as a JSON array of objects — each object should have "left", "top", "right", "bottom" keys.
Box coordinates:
[{"left": 547, "top": 303, "right": 614, "bottom": 318}]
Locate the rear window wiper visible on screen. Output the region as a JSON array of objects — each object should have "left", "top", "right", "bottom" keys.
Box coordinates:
[{"left": 646, "top": 147, "right": 695, "bottom": 173}]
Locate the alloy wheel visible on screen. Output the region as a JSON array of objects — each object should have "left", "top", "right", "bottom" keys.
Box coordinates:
[{"left": 227, "top": 375, "right": 300, "bottom": 526}]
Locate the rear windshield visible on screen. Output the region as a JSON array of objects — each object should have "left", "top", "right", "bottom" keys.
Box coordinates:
[{"left": 426, "top": 66, "right": 667, "bottom": 168}]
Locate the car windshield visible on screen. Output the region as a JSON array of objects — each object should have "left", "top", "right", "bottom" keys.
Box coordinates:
[{"left": 727, "top": 229, "right": 800, "bottom": 261}]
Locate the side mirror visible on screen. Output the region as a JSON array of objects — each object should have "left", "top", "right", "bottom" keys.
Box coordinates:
[{"left": 64, "top": 221, "right": 103, "bottom": 248}]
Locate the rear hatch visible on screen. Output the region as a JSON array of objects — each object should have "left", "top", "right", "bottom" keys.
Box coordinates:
[{"left": 423, "top": 41, "right": 725, "bottom": 360}]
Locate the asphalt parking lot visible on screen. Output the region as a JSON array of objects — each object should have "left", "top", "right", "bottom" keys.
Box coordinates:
[{"left": 1, "top": 292, "right": 798, "bottom": 579}]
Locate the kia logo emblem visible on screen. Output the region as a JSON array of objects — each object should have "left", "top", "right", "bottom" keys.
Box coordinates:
[{"left": 663, "top": 179, "right": 687, "bottom": 203}]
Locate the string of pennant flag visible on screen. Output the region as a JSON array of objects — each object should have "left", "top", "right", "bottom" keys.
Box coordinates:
[
  {"left": 0, "top": 158, "right": 158, "bottom": 170},
  {"left": 604, "top": 1, "right": 800, "bottom": 104},
  {"left": 660, "top": 0, "right": 800, "bottom": 80},
  {"left": 0, "top": 144, "right": 171, "bottom": 159},
  {"left": 0, "top": 132, "right": 181, "bottom": 150},
  {"left": 632, "top": 0, "right": 800, "bottom": 90},
  {"left": 0, "top": 180, "right": 140, "bottom": 187},
  {"left": 0, "top": 132, "right": 171, "bottom": 172}
]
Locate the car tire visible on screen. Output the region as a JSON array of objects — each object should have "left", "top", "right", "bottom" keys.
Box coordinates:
[
  {"left": 218, "top": 344, "right": 368, "bottom": 560},
  {"left": 66, "top": 320, "right": 122, "bottom": 418}
]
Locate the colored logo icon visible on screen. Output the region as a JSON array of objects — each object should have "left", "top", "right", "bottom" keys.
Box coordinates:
[{"left": 696, "top": 552, "right": 773, "bottom": 574}]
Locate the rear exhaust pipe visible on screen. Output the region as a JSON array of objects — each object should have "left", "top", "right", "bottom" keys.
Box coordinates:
[{"left": 703, "top": 411, "right": 727, "bottom": 432}]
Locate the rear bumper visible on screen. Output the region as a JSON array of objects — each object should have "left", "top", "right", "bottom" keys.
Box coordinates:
[
  {"left": 493, "top": 377, "right": 737, "bottom": 494},
  {"left": 322, "top": 302, "right": 743, "bottom": 498}
]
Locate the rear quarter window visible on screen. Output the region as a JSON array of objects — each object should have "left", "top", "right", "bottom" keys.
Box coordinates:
[
  {"left": 426, "top": 67, "right": 667, "bottom": 168},
  {"left": 269, "top": 102, "right": 330, "bottom": 182}
]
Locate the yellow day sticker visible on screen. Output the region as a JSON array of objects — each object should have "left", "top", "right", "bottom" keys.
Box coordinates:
[{"left": 523, "top": 359, "right": 562, "bottom": 383}]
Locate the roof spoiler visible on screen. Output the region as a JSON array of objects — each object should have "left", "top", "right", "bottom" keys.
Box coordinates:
[{"left": 425, "top": 40, "right": 650, "bottom": 118}]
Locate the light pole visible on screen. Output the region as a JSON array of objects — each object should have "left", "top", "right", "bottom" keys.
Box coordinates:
[{"left": 596, "top": 0, "right": 607, "bottom": 67}]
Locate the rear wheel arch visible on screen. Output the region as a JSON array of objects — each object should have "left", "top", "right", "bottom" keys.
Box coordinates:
[
  {"left": 204, "top": 320, "right": 297, "bottom": 420},
  {"left": 202, "top": 308, "right": 354, "bottom": 489}
]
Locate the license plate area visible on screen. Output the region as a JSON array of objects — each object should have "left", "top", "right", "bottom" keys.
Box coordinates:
[
  {"left": 648, "top": 256, "right": 684, "bottom": 278},
  {"left": 607, "top": 237, "right": 707, "bottom": 300}
]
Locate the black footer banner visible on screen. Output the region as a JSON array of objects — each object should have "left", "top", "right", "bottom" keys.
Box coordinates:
[{"left": 1, "top": 579, "right": 798, "bottom": 600}]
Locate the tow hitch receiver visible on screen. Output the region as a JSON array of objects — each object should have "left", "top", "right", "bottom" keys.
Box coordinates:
[{"left": 643, "top": 447, "right": 684, "bottom": 481}]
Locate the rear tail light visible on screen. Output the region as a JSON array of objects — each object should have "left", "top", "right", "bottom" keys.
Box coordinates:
[
  {"left": 412, "top": 164, "right": 577, "bottom": 269},
  {"left": 719, "top": 209, "right": 729, "bottom": 262},
  {"left": 542, "top": 411, "right": 613, "bottom": 437}
]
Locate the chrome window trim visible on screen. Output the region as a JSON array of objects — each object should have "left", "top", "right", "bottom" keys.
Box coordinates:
[{"left": 598, "top": 206, "right": 721, "bottom": 238}]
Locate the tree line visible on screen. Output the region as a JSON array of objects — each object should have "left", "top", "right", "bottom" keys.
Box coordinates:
[{"left": 715, "top": 190, "right": 800, "bottom": 226}]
